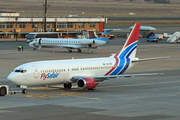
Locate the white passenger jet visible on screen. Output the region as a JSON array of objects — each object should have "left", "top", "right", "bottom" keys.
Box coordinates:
[
  {"left": 7, "top": 23, "right": 168, "bottom": 94},
  {"left": 29, "top": 29, "right": 113, "bottom": 53}
]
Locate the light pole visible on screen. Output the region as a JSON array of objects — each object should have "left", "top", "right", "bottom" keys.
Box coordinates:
[
  {"left": 44, "top": 0, "right": 47, "bottom": 32},
  {"left": 15, "top": 17, "right": 18, "bottom": 41}
]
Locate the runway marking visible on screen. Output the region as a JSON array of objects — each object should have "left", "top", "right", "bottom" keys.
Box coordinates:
[
  {"left": 51, "top": 92, "right": 86, "bottom": 96},
  {"left": 28, "top": 86, "right": 77, "bottom": 90},
  {"left": 28, "top": 87, "right": 59, "bottom": 90},
  {"left": 98, "top": 80, "right": 180, "bottom": 89},
  {"left": 122, "top": 101, "right": 180, "bottom": 108},
  {"left": 76, "top": 96, "right": 100, "bottom": 100},
  {"left": 22, "top": 94, "right": 57, "bottom": 98}
]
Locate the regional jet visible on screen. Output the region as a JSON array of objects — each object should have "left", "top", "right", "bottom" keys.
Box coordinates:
[
  {"left": 29, "top": 29, "right": 113, "bottom": 53},
  {"left": 7, "top": 23, "right": 169, "bottom": 94}
]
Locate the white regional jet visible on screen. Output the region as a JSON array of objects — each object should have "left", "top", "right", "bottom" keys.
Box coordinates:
[
  {"left": 7, "top": 23, "right": 168, "bottom": 94},
  {"left": 29, "top": 29, "right": 113, "bottom": 53}
]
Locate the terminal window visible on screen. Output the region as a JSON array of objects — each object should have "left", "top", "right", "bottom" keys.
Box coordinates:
[
  {"left": 0, "top": 22, "right": 5, "bottom": 28},
  {"left": 67, "top": 22, "right": 73, "bottom": 28},
  {"left": 6, "top": 22, "right": 14, "bottom": 28},
  {"left": 46, "top": 23, "right": 51, "bottom": 28},
  {"left": 18, "top": 22, "right": 27, "bottom": 28},
  {"left": 78, "top": 23, "right": 84, "bottom": 28},
  {"left": 57, "top": 22, "right": 67, "bottom": 28},
  {"left": 31, "top": 22, "right": 39, "bottom": 28},
  {"left": 90, "top": 23, "right": 96, "bottom": 28}
]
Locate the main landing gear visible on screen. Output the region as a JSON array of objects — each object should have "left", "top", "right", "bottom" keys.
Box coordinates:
[
  {"left": 68, "top": 50, "right": 72, "bottom": 53},
  {"left": 77, "top": 49, "right": 81, "bottom": 53},
  {"left": 64, "top": 83, "right": 72, "bottom": 89}
]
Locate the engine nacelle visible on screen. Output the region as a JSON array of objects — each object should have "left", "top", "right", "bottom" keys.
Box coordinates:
[
  {"left": 77, "top": 78, "right": 98, "bottom": 89},
  {"left": 80, "top": 39, "right": 95, "bottom": 45}
]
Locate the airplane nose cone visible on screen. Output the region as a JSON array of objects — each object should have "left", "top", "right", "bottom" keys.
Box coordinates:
[
  {"left": 7, "top": 72, "right": 16, "bottom": 83},
  {"left": 29, "top": 42, "right": 34, "bottom": 47}
]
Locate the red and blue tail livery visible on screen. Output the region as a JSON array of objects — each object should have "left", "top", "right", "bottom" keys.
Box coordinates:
[
  {"left": 105, "top": 23, "right": 141, "bottom": 76},
  {"left": 114, "top": 23, "right": 140, "bottom": 58}
]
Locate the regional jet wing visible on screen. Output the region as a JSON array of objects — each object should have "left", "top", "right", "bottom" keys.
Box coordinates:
[{"left": 58, "top": 45, "right": 82, "bottom": 49}]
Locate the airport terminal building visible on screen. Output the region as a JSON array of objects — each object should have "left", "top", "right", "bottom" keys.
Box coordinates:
[{"left": 0, "top": 13, "right": 106, "bottom": 39}]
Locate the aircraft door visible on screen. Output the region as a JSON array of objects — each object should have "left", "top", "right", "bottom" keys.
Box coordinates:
[
  {"left": 32, "top": 65, "right": 39, "bottom": 78},
  {"left": 39, "top": 38, "right": 42, "bottom": 45},
  {"left": 23, "top": 66, "right": 28, "bottom": 81}
]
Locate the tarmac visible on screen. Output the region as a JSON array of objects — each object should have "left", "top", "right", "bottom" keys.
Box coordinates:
[{"left": 0, "top": 25, "right": 180, "bottom": 120}]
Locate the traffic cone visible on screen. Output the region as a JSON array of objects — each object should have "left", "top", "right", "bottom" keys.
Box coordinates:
[
  {"left": 104, "top": 49, "right": 106, "bottom": 52},
  {"left": 53, "top": 51, "right": 54, "bottom": 54}
]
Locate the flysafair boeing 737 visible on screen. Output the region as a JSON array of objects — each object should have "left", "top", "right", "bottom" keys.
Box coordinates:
[
  {"left": 7, "top": 23, "right": 169, "bottom": 94},
  {"left": 29, "top": 29, "right": 113, "bottom": 53}
]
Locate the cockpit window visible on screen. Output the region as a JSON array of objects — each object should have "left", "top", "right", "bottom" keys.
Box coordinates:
[
  {"left": 15, "top": 70, "right": 21, "bottom": 72},
  {"left": 14, "top": 69, "right": 27, "bottom": 73}
]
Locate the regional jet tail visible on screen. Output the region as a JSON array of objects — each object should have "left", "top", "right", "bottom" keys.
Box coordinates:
[
  {"left": 7, "top": 23, "right": 169, "bottom": 94},
  {"left": 29, "top": 29, "right": 113, "bottom": 53}
]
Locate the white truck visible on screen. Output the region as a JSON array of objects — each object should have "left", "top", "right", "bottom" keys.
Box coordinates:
[
  {"left": 0, "top": 85, "right": 9, "bottom": 96},
  {"left": 155, "top": 34, "right": 163, "bottom": 40},
  {"left": 163, "top": 33, "right": 171, "bottom": 38}
]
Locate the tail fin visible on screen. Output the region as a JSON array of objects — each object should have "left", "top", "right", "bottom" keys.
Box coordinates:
[
  {"left": 114, "top": 23, "right": 141, "bottom": 58},
  {"left": 93, "top": 29, "right": 113, "bottom": 42}
]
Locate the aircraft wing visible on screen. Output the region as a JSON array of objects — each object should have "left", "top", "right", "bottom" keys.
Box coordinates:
[
  {"left": 58, "top": 45, "right": 82, "bottom": 49},
  {"left": 70, "top": 73, "right": 163, "bottom": 82},
  {"left": 94, "top": 73, "right": 163, "bottom": 81}
]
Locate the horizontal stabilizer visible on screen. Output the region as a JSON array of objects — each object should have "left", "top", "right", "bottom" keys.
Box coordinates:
[{"left": 132, "top": 56, "right": 170, "bottom": 63}]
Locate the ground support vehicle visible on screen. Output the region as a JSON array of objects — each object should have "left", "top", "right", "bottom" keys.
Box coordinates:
[
  {"left": 0, "top": 85, "right": 9, "bottom": 96},
  {"left": 146, "top": 37, "right": 158, "bottom": 42}
]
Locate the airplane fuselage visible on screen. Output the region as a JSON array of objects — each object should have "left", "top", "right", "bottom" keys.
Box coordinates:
[
  {"left": 29, "top": 38, "right": 107, "bottom": 49},
  {"left": 8, "top": 57, "right": 137, "bottom": 86}
]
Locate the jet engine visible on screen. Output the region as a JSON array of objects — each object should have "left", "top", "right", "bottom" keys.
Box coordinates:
[
  {"left": 80, "top": 40, "right": 95, "bottom": 45},
  {"left": 77, "top": 78, "right": 98, "bottom": 89}
]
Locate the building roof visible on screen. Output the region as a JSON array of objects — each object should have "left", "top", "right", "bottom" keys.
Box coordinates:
[
  {"left": 0, "top": 17, "right": 105, "bottom": 22},
  {"left": 129, "top": 26, "right": 156, "bottom": 31}
]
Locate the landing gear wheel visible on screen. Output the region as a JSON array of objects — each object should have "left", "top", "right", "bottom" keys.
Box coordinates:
[
  {"left": 68, "top": 50, "right": 72, "bottom": 53},
  {"left": 22, "top": 89, "right": 27, "bottom": 94},
  {"left": 67, "top": 83, "right": 72, "bottom": 89},
  {"left": 64, "top": 83, "right": 72, "bottom": 89},
  {"left": 78, "top": 49, "right": 81, "bottom": 53},
  {"left": 0, "top": 87, "right": 6, "bottom": 96},
  {"left": 64, "top": 83, "right": 68, "bottom": 88}
]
